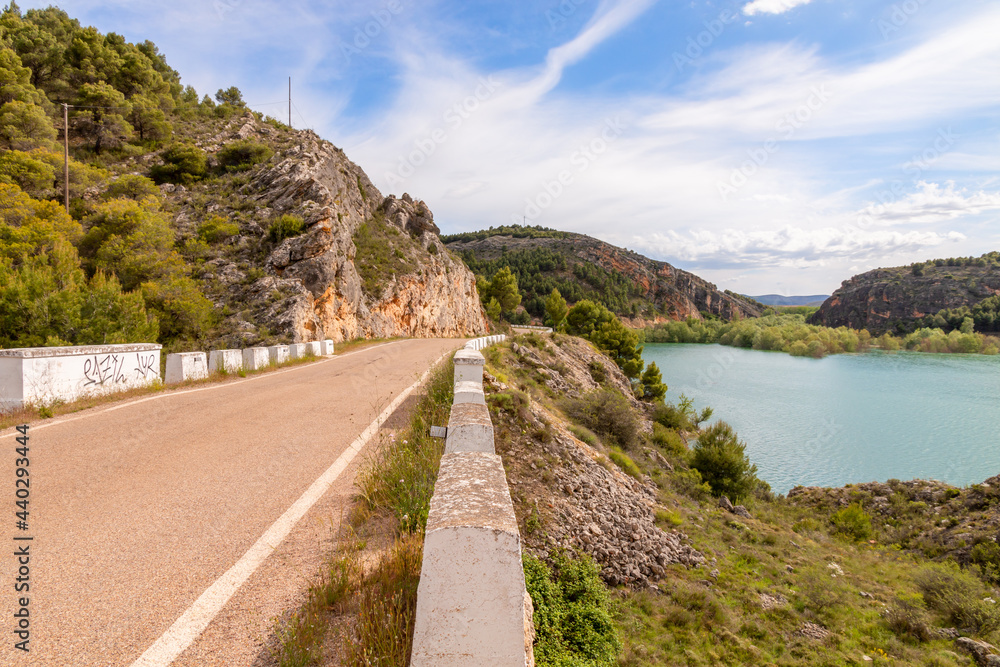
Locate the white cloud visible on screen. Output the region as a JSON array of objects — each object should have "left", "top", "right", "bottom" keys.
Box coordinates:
[
  {"left": 860, "top": 182, "right": 1000, "bottom": 225},
  {"left": 636, "top": 225, "right": 963, "bottom": 268},
  {"left": 742, "top": 0, "right": 814, "bottom": 16}
]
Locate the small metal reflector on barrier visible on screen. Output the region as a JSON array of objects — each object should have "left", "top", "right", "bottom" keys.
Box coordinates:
[{"left": 429, "top": 426, "right": 448, "bottom": 439}]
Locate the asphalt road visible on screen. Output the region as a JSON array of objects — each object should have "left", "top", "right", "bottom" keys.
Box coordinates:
[{"left": 0, "top": 338, "right": 462, "bottom": 666}]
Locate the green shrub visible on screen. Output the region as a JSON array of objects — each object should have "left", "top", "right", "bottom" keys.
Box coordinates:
[
  {"left": 971, "top": 541, "right": 1000, "bottom": 584},
  {"left": 197, "top": 215, "right": 239, "bottom": 243},
  {"left": 149, "top": 143, "right": 207, "bottom": 184},
  {"left": 689, "top": 421, "right": 759, "bottom": 502},
  {"left": 608, "top": 447, "right": 642, "bottom": 479},
  {"left": 104, "top": 174, "right": 159, "bottom": 201},
  {"left": 830, "top": 502, "right": 874, "bottom": 542},
  {"left": 268, "top": 214, "right": 305, "bottom": 244},
  {"left": 568, "top": 424, "right": 598, "bottom": 446},
  {"left": 671, "top": 467, "right": 712, "bottom": 501},
  {"left": 651, "top": 423, "right": 687, "bottom": 458},
  {"left": 587, "top": 360, "right": 606, "bottom": 384},
  {"left": 217, "top": 139, "right": 273, "bottom": 171},
  {"left": 524, "top": 553, "right": 621, "bottom": 666},
  {"left": 885, "top": 595, "right": 932, "bottom": 643},
  {"left": 561, "top": 389, "right": 639, "bottom": 450},
  {"left": 916, "top": 563, "right": 1000, "bottom": 635},
  {"left": 653, "top": 402, "right": 689, "bottom": 430}
]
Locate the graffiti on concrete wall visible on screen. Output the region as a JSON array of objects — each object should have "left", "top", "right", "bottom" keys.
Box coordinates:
[{"left": 83, "top": 353, "right": 158, "bottom": 387}]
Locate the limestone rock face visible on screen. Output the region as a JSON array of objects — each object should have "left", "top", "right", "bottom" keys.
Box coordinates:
[
  {"left": 809, "top": 258, "right": 1000, "bottom": 334},
  {"left": 236, "top": 129, "right": 487, "bottom": 342}
]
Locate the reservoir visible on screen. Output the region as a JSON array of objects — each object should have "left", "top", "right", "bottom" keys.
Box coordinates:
[{"left": 641, "top": 343, "right": 1000, "bottom": 494}]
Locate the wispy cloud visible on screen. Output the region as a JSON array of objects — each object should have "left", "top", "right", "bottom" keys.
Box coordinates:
[
  {"left": 742, "top": 0, "right": 814, "bottom": 17},
  {"left": 861, "top": 182, "right": 1000, "bottom": 225}
]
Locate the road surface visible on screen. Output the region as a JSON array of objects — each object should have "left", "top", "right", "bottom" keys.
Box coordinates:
[{"left": 0, "top": 338, "right": 462, "bottom": 666}]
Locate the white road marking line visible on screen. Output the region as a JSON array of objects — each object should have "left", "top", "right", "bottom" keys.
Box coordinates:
[
  {"left": 0, "top": 342, "right": 398, "bottom": 440},
  {"left": 129, "top": 350, "right": 451, "bottom": 667}
]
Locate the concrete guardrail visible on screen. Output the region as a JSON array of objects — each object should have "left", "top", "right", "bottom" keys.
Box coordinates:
[
  {"left": 208, "top": 349, "right": 242, "bottom": 374},
  {"left": 164, "top": 351, "right": 208, "bottom": 384},
  {"left": 166, "top": 339, "right": 335, "bottom": 384},
  {"left": 0, "top": 343, "right": 162, "bottom": 410},
  {"left": 242, "top": 347, "right": 270, "bottom": 371},
  {"left": 412, "top": 333, "right": 534, "bottom": 666},
  {"left": 268, "top": 345, "right": 290, "bottom": 365}
]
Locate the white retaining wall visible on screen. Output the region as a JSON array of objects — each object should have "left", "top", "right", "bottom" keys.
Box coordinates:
[
  {"left": 412, "top": 334, "right": 533, "bottom": 666},
  {"left": 165, "top": 352, "right": 208, "bottom": 384},
  {"left": 0, "top": 344, "right": 161, "bottom": 409}
]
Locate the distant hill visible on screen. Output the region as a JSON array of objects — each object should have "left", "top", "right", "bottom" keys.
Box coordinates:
[
  {"left": 809, "top": 252, "right": 1000, "bottom": 334},
  {"left": 749, "top": 294, "right": 829, "bottom": 307},
  {"left": 442, "top": 226, "right": 761, "bottom": 323}
]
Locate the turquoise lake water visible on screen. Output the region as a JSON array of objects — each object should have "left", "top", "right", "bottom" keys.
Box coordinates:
[{"left": 641, "top": 344, "right": 1000, "bottom": 494}]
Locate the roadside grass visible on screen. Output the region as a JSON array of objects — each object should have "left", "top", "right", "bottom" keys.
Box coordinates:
[
  {"left": 0, "top": 339, "right": 398, "bottom": 431},
  {"left": 270, "top": 358, "right": 453, "bottom": 667}
]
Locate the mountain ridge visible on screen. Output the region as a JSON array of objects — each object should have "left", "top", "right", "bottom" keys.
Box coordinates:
[{"left": 443, "top": 225, "right": 761, "bottom": 324}]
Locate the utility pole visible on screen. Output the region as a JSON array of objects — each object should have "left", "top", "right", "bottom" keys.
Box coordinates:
[
  {"left": 63, "top": 104, "right": 69, "bottom": 213},
  {"left": 288, "top": 76, "right": 291, "bottom": 128}
]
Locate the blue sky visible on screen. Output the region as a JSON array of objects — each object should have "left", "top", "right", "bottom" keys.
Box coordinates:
[{"left": 23, "top": 0, "right": 1000, "bottom": 295}]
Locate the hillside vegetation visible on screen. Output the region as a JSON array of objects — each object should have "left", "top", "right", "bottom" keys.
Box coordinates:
[
  {"left": 443, "top": 225, "right": 761, "bottom": 324},
  {"left": 644, "top": 312, "right": 1000, "bottom": 358}
]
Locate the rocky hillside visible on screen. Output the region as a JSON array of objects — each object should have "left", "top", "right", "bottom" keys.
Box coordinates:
[
  {"left": 178, "top": 116, "right": 488, "bottom": 345},
  {"left": 443, "top": 226, "right": 760, "bottom": 324},
  {"left": 810, "top": 253, "right": 1000, "bottom": 334},
  {"left": 0, "top": 5, "right": 487, "bottom": 350}
]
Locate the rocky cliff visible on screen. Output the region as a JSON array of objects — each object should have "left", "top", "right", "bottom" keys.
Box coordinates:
[
  {"left": 444, "top": 229, "right": 760, "bottom": 323},
  {"left": 810, "top": 254, "right": 1000, "bottom": 334},
  {"left": 166, "top": 114, "right": 488, "bottom": 345}
]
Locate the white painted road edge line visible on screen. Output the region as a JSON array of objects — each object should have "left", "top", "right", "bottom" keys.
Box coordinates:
[
  {"left": 129, "top": 349, "right": 452, "bottom": 667},
  {"left": 0, "top": 341, "right": 397, "bottom": 440}
]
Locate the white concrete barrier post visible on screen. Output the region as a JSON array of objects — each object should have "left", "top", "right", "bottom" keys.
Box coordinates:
[
  {"left": 208, "top": 350, "right": 242, "bottom": 374},
  {"left": 242, "top": 347, "right": 270, "bottom": 372},
  {"left": 453, "top": 349, "right": 485, "bottom": 385},
  {"left": 305, "top": 341, "right": 322, "bottom": 357},
  {"left": 411, "top": 452, "right": 532, "bottom": 666},
  {"left": 164, "top": 352, "right": 208, "bottom": 384},
  {"left": 288, "top": 343, "right": 308, "bottom": 360},
  {"left": 321, "top": 339, "right": 335, "bottom": 356},
  {"left": 444, "top": 403, "right": 495, "bottom": 454},
  {"left": 0, "top": 344, "right": 161, "bottom": 410},
  {"left": 267, "top": 345, "right": 290, "bottom": 365},
  {"left": 453, "top": 380, "right": 486, "bottom": 405}
]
